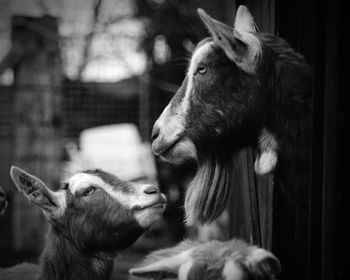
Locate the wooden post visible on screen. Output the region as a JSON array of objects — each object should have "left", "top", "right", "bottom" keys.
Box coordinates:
[{"left": 11, "top": 15, "right": 62, "bottom": 252}]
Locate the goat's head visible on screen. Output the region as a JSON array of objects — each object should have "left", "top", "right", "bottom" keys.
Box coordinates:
[
  {"left": 129, "top": 239, "right": 281, "bottom": 280},
  {"left": 10, "top": 166, "right": 166, "bottom": 253},
  {"left": 152, "top": 6, "right": 283, "bottom": 224},
  {"left": 152, "top": 6, "right": 271, "bottom": 164},
  {"left": 0, "top": 186, "right": 7, "bottom": 215}
]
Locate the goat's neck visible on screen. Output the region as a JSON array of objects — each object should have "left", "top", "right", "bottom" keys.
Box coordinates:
[
  {"left": 38, "top": 227, "right": 114, "bottom": 280},
  {"left": 271, "top": 107, "right": 312, "bottom": 189}
]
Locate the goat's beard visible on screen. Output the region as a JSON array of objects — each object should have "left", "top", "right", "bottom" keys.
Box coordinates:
[{"left": 184, "top": 154, "right": 233, "bottom": 225}]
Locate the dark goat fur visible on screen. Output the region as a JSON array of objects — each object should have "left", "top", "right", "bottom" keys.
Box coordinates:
[
  {"left": 0, "top": 167, "right": 165, "bottom": 280},
  {"left": 187, "top": 33, "right": 311, "bottom": 224}
]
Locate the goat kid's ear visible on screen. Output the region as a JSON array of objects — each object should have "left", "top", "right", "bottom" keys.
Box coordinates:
[
  {"left": 197, "top": 8, "right": 247, "bottom": 64},
  {"left": 246, "top": 248, "right": 281, "bottom": 279},
  {"left": 10, "top": 166, "right": 63, "bottom": 217},
  {"left": 129, "top": 249, "right": 193, "bottom": 279}
]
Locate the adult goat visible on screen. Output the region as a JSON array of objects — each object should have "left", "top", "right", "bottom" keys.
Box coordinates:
[
  {"left": 150, "top": 5, "right": 311, "bottom": 279},
  {"left": 152, "top": 6, "right": 311, "bottom": 225}
]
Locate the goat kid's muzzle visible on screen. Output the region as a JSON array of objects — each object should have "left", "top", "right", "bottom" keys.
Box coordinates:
[{"left": 132, "top": 193, "right": 167, "bottom": 211}]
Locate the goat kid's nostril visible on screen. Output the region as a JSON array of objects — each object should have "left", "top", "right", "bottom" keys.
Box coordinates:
[
  {"left": 144, "top": 185, "right": 159, "bottom": 195},
  {"left": 151, "top": 125, "right": 160, "bottom": 142}
]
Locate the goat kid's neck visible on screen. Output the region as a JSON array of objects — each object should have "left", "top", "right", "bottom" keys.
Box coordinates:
[{"left": 38, "top": 227, "right": 114, "bottom": 280}]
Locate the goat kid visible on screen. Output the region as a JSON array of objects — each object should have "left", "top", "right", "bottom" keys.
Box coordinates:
[
  {"left": 129, "top": 239, "right": 280, "bottom": 280},
  {"left": 0, "top": 186, "right": 7, "bottom": 215},
  {"left": 0, "top": 166, "right": 166, "bottom": 280}
]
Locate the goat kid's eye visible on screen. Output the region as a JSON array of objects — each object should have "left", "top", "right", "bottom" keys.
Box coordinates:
[
  {"left": 83, "top": 186, "right": 97, "bottom": 196},
  {"left": 196, "top": 64, "right": 207, "bottom": 75},
  {"left": 30, "top": 190, "right": 40, "bottom": 199}
]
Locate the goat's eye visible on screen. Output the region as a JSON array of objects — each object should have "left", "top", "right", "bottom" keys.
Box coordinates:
[
  {"left": 83, "top": 186, "right": 96, "bottom": 196},
  {"left": 61, "top": 182, "right": 69, "bottom": 190},
  {"left": 196, "top": 64, "right": 207, "bottom": 75}
]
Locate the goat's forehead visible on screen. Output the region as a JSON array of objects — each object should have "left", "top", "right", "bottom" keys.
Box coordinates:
[
  {"left": 68, "top": 173, "right": 106, "bottom": 194},
  {"left": 189, "top": 41, "right": 214, "bottom": 72}
]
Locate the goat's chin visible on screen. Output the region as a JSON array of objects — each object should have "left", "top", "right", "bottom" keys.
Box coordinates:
[
  {"left": 134, "top": 206, "right": 165, "bottom": 228},
  {"left": 158, "top": 138, "right": 197, "bottom": 165}
]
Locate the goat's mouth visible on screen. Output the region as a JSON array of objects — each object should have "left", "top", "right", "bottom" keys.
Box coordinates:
[
  {"left": 152, "top": 137, "right": 197, "bottom": 164},
  {"left": 132, "top": 194, "right": 167, "bottom": 211},
  {"left": 152, "top": 136, "right": 182, "bottom": 157}
]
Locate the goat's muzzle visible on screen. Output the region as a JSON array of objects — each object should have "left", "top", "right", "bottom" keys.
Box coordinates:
[
  {"left": 132, "top": 185, "right": 167, "bottom": 228},
  {"left": 132, "top": 193, "right": 167, "bottom": 211},
  {"left": 152, "top": 135, "right": 181, "bottom": 157},
  {"left": 152, "top": 120, "right": 197, "bottom": 165}
]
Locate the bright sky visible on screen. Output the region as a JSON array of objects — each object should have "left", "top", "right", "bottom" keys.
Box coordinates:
[{"left": 0, "top": 0, "right": 147, "bottom": 82}]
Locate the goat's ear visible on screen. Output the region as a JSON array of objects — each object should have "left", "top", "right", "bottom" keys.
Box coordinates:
[
  {"left": 255, "top": 129, "right": 278, "bottom": 175},
  {"left": 197, "top": 8, "right": 261, "bottom": 73},
  {"left": 246, "top": 248, "right": 281, "bottom": 279},
  {"left": 197, "top": 8, "right": 247, "bottom": 64},
  {"left": 234, "top": 5, "right": 258, "bottom": 33},
  {"left": 10, "top": 166, "right": 64, "bottom": 217},
  {"left": 129, "top": 249, "right": 193, "bottom": 279}
]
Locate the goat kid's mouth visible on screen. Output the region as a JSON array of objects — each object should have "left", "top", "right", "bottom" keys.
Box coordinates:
[{"left": 132, "top": 194, "right": 167, "bottom": 211}]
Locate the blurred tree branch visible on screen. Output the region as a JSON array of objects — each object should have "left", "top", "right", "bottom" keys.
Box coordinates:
[
  {"left": 38, "top": 0, "right": 50, "bottom": 15},
  {"left": 77, "top": 0, "right": 104, "bottom": 80}
]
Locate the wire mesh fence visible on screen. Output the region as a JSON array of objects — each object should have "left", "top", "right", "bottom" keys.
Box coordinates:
[
  {"left": 0, "top": 77, "right": 189, "bottom": 275},
  {"left": 62, "top": 79, "right": 141, "bottom": 140}
]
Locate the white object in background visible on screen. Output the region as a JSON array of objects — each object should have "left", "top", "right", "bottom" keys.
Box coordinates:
[{"left": 79, "top": 123, "right": 156, "bottom": 182}]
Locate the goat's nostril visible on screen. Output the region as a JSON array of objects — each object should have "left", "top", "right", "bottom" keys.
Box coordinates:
[
  {"left": 151, "top": 125, "right": 160, "bottom": 142},
  {"left": 144, "top": 185, "right": 159, "bottom": 195}
]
